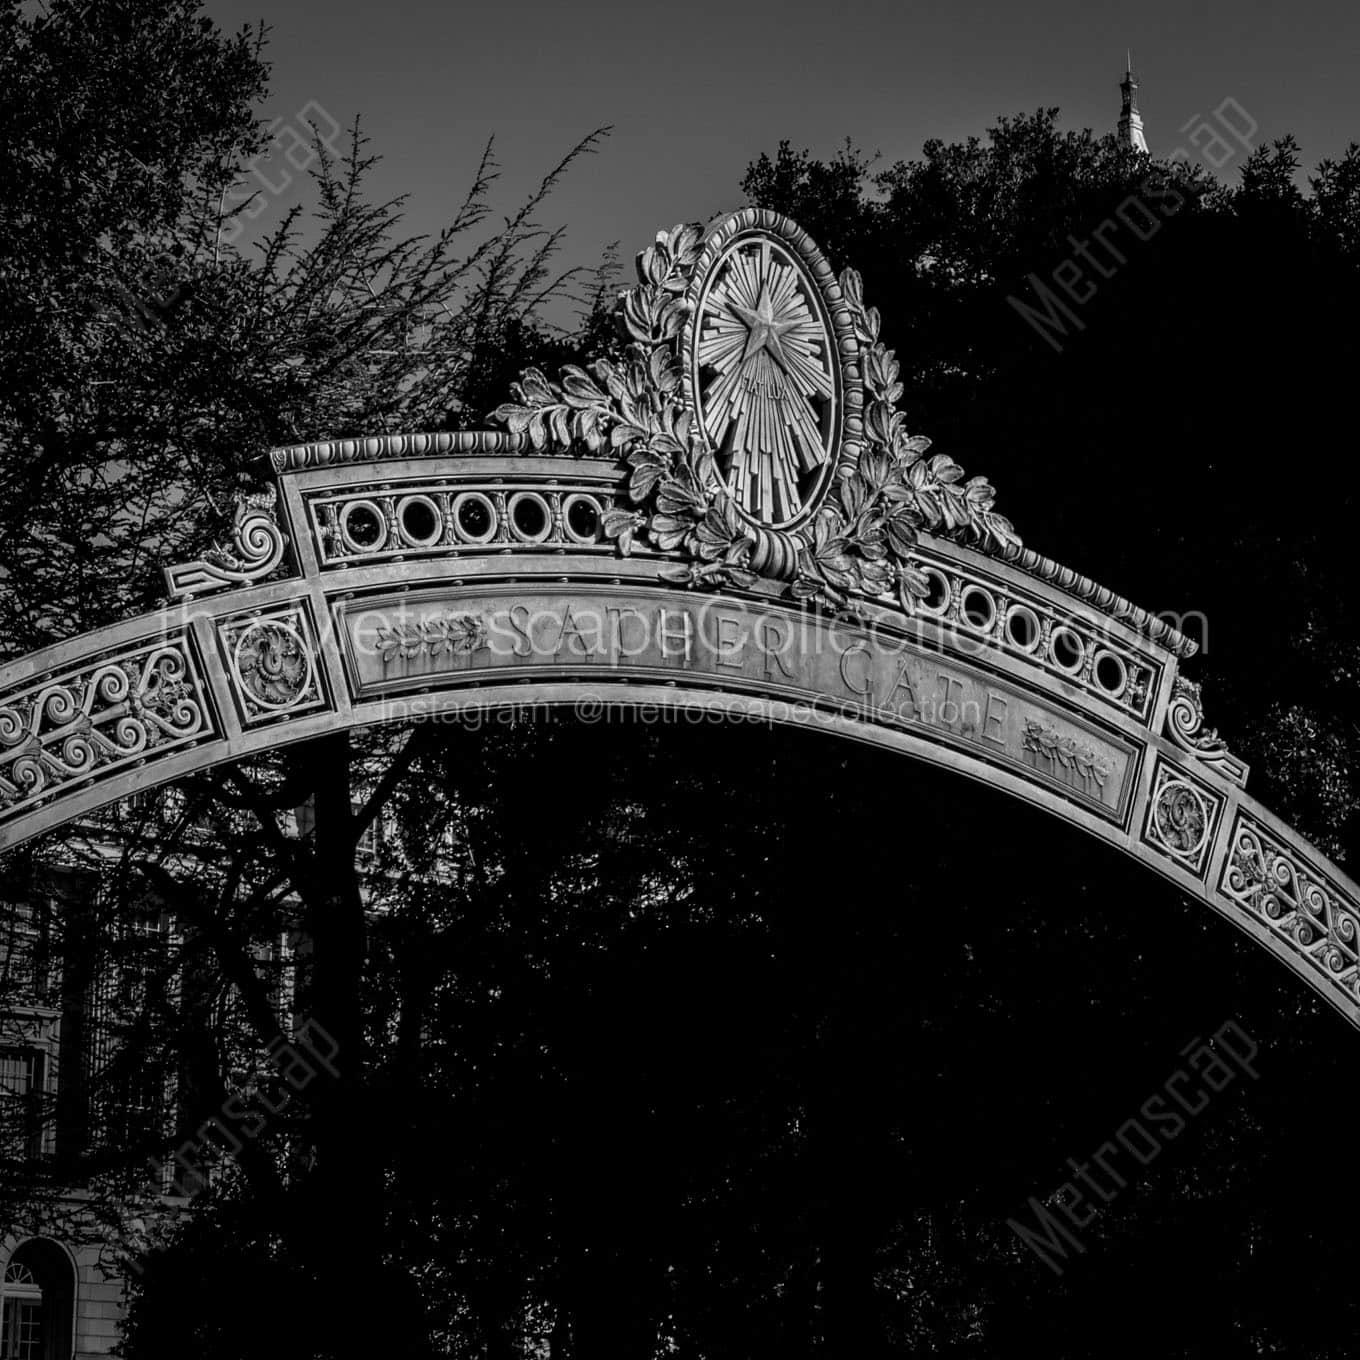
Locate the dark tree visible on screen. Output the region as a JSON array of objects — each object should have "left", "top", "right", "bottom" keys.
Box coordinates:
[{"left": 5, "top": 18, "right": 1360, "bottom": 1354}]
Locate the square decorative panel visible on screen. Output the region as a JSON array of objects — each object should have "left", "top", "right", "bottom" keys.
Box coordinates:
[
  {"left": 1141, "top": 757, "right": 1224, "bottom": 879},
  {"left": 217, "top": 604, "right": 329, "bottom": 725}
]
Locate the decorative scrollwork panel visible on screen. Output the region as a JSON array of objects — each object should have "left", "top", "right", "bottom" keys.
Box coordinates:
[
  {"left": 1221, "top": 814, "right": 1360, "bottom": 1002},
  {"left": 0, "top": 636, "right": 215, "bottom": 824}
]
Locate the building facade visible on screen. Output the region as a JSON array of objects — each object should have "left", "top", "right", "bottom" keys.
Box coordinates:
[
  {"left": 2, "top": 862, "right": 130, "bottom": 1358},
  {"left": 0, "top": 799, "right": 324, "bottom": 1359}
]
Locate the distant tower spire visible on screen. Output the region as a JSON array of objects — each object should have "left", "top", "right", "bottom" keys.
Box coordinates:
[{"left": 1118, "top": 53, "right": 1148, "bottom": 153}]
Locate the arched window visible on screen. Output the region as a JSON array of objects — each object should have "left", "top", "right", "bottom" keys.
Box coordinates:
[{"left": 0, "top": 1240, "right": 74, "bottom": 1360}]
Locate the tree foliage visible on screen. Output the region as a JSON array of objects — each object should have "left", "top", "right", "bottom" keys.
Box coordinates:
[
  {"left": 0, "top": 0, "right": 607, "bottom": 655},
  {"left": 5, "top": 13, "right": 1360, "bottom": 1355}
]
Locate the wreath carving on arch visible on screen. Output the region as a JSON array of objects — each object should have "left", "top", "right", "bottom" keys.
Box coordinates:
[{"left": 490, "top": 208, "right": 1019, "bottom": 615}]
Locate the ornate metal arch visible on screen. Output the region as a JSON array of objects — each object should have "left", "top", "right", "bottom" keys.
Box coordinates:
[{"left": 3, "top": 209, "right": 1358, "bottom": 1031}]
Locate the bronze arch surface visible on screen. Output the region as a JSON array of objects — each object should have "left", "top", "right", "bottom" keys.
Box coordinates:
[
  {"left": 3, "top": 209, "right": 1357, "bottom": 1032},
  {"left": 1, "top": 446, "right": 1356, "bottom": 1031}
]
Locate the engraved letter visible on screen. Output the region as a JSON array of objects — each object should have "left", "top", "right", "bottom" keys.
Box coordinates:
[
  {"left": 879, "top": 654, "right": 920, "bottom": 718},
  {"left": 605, "top": 606, "right": 649, "bottom": 661},
  {"left": 659, "top": 609, "right": 694, "bottom": 665},
  {"left": 838, "top": 642, "right": 873, "bottom": 697},
  {"left": 712, "top": 613, "right": 745, "bottom": 671},
  {"left": 936, "top": 674, "right": 966, "bottom": 729},
  {"left": 507, "top": 604, "right": 534, "bottom": 658},
  {"left": 555, "top": 605, "right": 600, "bottom": 659},
  {"left": 982, "top": 690, "right": 1009, "bottom": 747},
  {"left": 759, "top": 620, "right": 795, "bottom": 680}
]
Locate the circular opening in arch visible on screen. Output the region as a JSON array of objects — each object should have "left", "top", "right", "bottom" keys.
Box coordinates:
[
  {"left": 562, "top": 494, "right": 602, "bottom": 543},
  {"left": 398, "top": 495, "right": 441, "bottom": 547},
  {"left": 1094, "top": 650, "right": 1128, "bottom": 696},
  {"left": 340, "top": 500, "right": 386, "bottom": 553},
  {"left": 1051, "top": 627, "right": 1085, "bottom": 675},
  {"left": 1005, "top": 605, "right": 1041, "bottom": 652},
  {"left": 508, "top": 492, "right": 551, "bottom": 543},
  {"left": 920, "top": 568, "right": 950, "bottom": 615},
  {"left": 453, "top": 492, "right": 497, "bottom": 544},
  {"left": 959, "top": 586, "right": 996, "bottom": 633}
]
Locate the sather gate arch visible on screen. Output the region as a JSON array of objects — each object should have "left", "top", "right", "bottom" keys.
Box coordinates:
[{"left": 2, "top": 208, "right": 1356, "bottom": 1028}]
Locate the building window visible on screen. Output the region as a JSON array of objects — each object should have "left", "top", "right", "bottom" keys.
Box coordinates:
[
  {"left": 355, "top": 802, "right": 384, "bottom": 863},
  {"left": 84, "top": 902, "right": 177, "bottom": 1156},
  {"left": 0, "top": 1050, "right": 47, "bottom": 1161},
  {"left": 0, "top": 1259, "right": 40, "bottom": 1360},
  {"left": 0, "top": 895, "right": 57, "bottom": 1006},
  {"left": 0, "top": 1241, "right": 75, "bottom": 1360}
]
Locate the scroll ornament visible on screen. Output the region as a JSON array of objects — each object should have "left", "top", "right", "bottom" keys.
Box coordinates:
[
  {"left": 1166, "top": 675, "right": 1248, "bottom": 787},
  {"left": 490, "top": 220, "right": 1020, "bottom": 614},
  {"left": 164, "top": 491, "right": 289, "bottom": 599}
]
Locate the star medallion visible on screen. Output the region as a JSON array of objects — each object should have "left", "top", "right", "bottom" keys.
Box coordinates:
[{"left": 694, "top": 239, "right": 836, "bottom": 527}]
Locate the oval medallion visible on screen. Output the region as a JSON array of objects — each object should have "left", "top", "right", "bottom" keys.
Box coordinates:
[{"left": 690, "top": 230, "right": 841, "bottom": 530}]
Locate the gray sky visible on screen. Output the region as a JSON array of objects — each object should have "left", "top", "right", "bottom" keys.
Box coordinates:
[{"left": 208, "top": 0, "right": 1360, "bottom": 310}]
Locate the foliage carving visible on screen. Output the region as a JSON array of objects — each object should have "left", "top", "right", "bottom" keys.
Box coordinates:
[
  {"left": 1021, "top": 718, "right": 1112, "bottom": 789},
  {"left": 375, "top": 613, "right": 488, "bottom": 666},
  {"left": 490, "top": 216, "right": 1020, "bottom": 613}
]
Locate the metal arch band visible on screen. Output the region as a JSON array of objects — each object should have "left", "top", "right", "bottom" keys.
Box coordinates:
[
  {"left": 0, "top": 207, "right": 1343, "bottom": 1033},
  {"left": 0, "top": 445, "right": 1356, "bottom": 1032}
]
